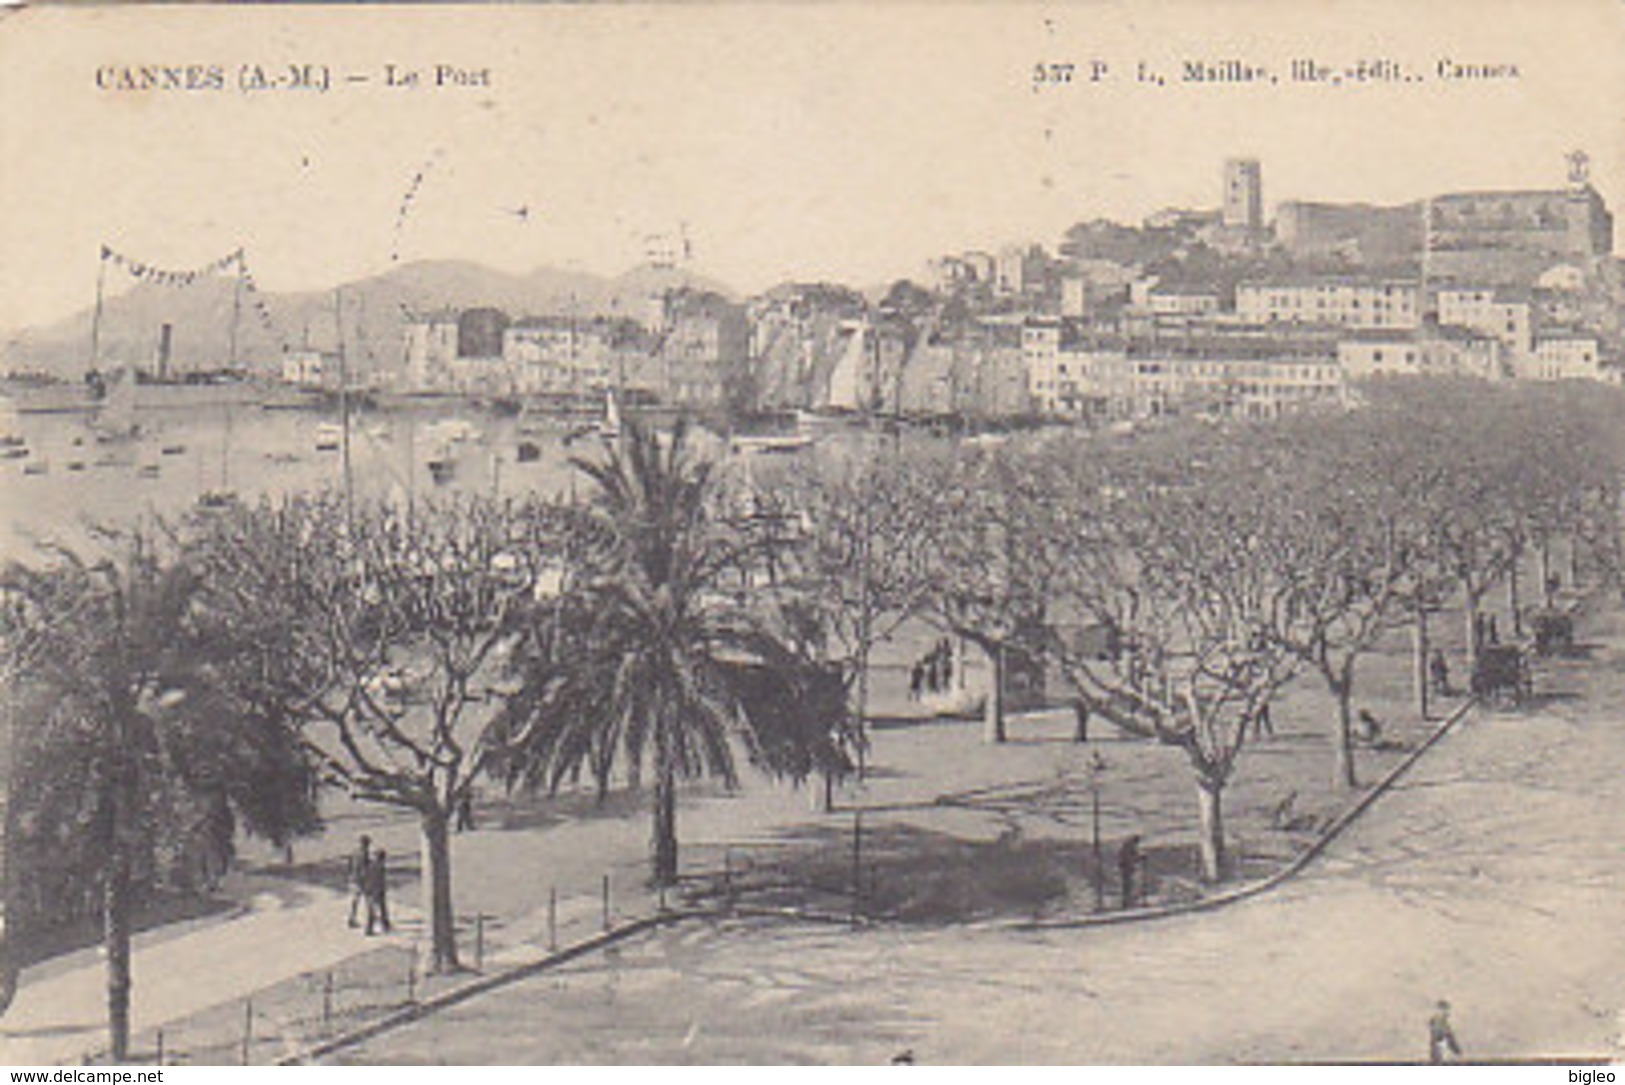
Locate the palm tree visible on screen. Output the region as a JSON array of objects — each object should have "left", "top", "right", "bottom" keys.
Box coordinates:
[
  {"left": 0, "top": 528, "right": 318, "bottom": 1059},
  {"left": 494, "top": 419, "right": 850, "bottom": 886}
]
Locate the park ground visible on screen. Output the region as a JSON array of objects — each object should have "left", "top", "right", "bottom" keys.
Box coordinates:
[
  {"left": 4, "top": 587, "right": 1623, "bottom": 1064},
  {"left": 337, "top": 604, "right": 1625, "bottom": 1063}
]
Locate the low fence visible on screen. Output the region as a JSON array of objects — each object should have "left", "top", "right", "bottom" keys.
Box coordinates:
[
  {"left": 91, "top": 688, "right": 1489, "bottom": 1065},
  {"left": 102, "top": 857, "right": 868, "bottom": 1067}
]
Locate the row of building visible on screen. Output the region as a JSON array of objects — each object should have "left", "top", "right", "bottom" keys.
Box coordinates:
[
  {"left": 285, "top": 290, "right": 750, "bottom": 410},
  {"left": 279, "top": 155, "right": 1619, "bottom": 422},
  {"left": 362, "top": 283, "right": 1609, "bottom": 425},
  {"left": 294, "top": 270, "right": 1608, "bottom": 424}
]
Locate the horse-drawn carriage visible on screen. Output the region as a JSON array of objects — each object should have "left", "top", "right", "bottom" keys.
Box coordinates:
[{"left": 1470, "top": 643, "right": 1533, "bottom": 707}]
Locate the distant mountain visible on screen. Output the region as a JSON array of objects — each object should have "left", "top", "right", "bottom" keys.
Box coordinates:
[{"left": 2, "top": 259, "right": 735, "bottom": 382}]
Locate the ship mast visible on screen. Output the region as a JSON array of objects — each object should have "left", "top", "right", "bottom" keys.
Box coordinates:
[
  {"left": 89, "top": 247, "right": 109, "bottom": 375},
  {"left": 335, "top": 287, "right": 354, "bottom": 526},
  {"left": 222, "top": 252, "right": 244, "bottom": 491}
]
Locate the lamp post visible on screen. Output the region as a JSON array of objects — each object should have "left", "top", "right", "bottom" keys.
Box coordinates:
[
  {"left": 1088, "top": 748, "right": 1107, "bottom": 911},
  {"left": 1413, "top": 586, "right": 1444, "bottom": 721}
]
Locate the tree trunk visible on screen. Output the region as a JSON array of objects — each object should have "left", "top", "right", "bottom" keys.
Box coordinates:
[
  {"left": 1412, "top": 605, "right": 1431, "bottom": 721},
  {"left": 1333, "top": 678, "right": 1358, "bottom": 790},
  {"left": 1462, "top": 592, "right": 1480, "bottom": 684},
  {"left": 0, "top": 939, "right": 14, "bottom": 1018},
  {"left": 1195, "top": 776, "right": 1227, "bottom": 884},
  {"left": 1539, "top": 538, "right": 1554, "bottom": 605},
  {"left": 0, "top": 722, "right": 19, "bottom": 1017},
  {"left": 420, "top": 808, "right": 460, "bottom": 974},
  {"left": 651, "top": 765, "right": 679, "bottom": 887},
  {"left": 104, "top": 849, "right": 132, "bottom": 1062},
  {"left": 853, "top": 638, "right": 871, "bottom": 782},
  {"left": 983, "top": 642, "right": 1007, "bottom": 744},
  {"left": 1507, "top": 560, "right": 1522, "bottom": 637},
  {"left": 1569, "top": 532, "right": 1581, "bottom": 588}
]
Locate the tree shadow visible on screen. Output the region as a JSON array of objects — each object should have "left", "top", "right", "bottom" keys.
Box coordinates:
[
  {"left": 1514, "top": 690, "right": 1582, "bottom": 712},
  {"left": 681, "top": 819, "right": 1238, "bottom": 925},
  {"left": 867, "top": 713, "right": 969, "bottom": 731},
  {"left": 847, "top": 764, "right": 909, "bottom": 782},
  {"left": 7, "top": 890, "right": 236, "bottom": 973},
  {"left": 1552, "top": 642, "right": 1600, "bottom": 661},
  {"left": 489, "top": 785, "right": 652, "bottom": 833},
  {"left": 0, "top": 1021, "right": 102, "bottom": 1040}
]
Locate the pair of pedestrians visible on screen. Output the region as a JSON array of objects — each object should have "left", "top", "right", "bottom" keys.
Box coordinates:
[{"left": 345, "top": 835, "right": 392, "bottom": 936}]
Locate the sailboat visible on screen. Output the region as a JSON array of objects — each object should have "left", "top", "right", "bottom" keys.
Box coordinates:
[
  {"left": 561, "top": 388, "right": 622, "bottom": 447},
  {"left": 92, "top": 367, "right": 141, "bottom": 443},
  {"left": 0, "top": 396, "right": 24, "bottom": 450},
  {"left": 730, "top": 431, "right": 815, "bottom": 456},
  {"left": 0, "top": 398, "right": 29, "bottom": 466},
  {"left": 426, "top": 453, "right": 457, "bottom": 486},
  {"left": 196, "top": 392, "right": 238, "bottom": 509},
  {"left": 599, "top": 387, "right": 623, "bottom": 439}
]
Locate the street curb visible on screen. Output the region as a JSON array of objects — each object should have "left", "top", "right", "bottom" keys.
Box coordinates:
[
  {"left": 279, "top": 903, "right": 860, "bottom": 1065},
  {"left": 1007, "top": 696, "right": 1478, "bottom": 932},
  {"left": 283, "top": 700, "right": 1479, "bottom": 1062}
]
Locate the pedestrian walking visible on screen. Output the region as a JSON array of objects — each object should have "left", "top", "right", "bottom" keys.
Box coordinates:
[
  {"left": 939, "top": 640, "right": 954, "bottom": 690},
  {"left": 364, "top": 848, "right": 392, "bottom": 935},
  {"left": 1428, "top": 1000, "right": 1462, "bottom": 1063},
  {"left": 1355, "top": 708, "right": 1383, "bottom": 746},
  {"left": 1269, "top": 790, "right": 1299, "bottom": 831},
  {"left": 455, "top": 791, "right": 476, "bottom": 833},
  {"left": 908, "top": 662, "right": 925, "bottom": 702},
  {"left": 1252, "top": 702, "right": 1274, "bottom": 740},
  {"left": 1072, "top": 699, "right": 1090, "bottom": 743},
  {"left": 1117, "top": 834, "right": 1141, "bottom": 910},
  {"left": 1430, "top": 651, "right": 1451, "bottom": 697},
  {"left": 346, "top": 835, "right": 372, "bottom": 929}
]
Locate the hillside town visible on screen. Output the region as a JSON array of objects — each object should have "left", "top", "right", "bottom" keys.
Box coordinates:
[
  {"left": 7, "top": 151, "right": 1625, "bottom": 1069},
  {"left": 269, "top": 153, "right": 1625, "bottom": 425},
  {"left": 15, "top": 0, "right": 1625, "bottom": 1066}
]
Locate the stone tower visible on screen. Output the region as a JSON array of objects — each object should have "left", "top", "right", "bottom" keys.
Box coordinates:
[{"left": 1223, "top": 157, "right": 1263, "bottom": 233}]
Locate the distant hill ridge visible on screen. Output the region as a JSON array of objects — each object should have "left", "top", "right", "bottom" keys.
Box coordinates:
[{"left": 3, "top": 259, "right": 734, "bottom": 381}]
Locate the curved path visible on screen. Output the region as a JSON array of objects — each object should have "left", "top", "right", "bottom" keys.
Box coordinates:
[
  {"left": 341, "top": 646, "right": 1625, "bottom": 1064},
  {"left": 0, "top": 884, "right": 421, "bottom": 1066}
]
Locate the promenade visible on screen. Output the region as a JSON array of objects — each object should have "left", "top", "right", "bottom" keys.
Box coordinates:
[
  {"left": 4, "top": 603, "right": 1615, "bottom": 1065},
  {"left": 342, "top": 612, "right": 1625, "bottom": 1063}
]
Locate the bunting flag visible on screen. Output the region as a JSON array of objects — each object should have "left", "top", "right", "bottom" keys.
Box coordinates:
[
  {"left": 236, "top": 250, "right": 286, "bottom": 347},
  {"left": 100, "top": 243, "right": 291, "bottom": 353},
  {"left": 391, "top": 148, "right": 444, "bottom": 263},
  {"left": 100, "top": 244, "right": 244, "bottom": 286}
]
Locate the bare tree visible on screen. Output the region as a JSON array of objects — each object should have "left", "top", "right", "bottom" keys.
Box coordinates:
[
  {"left": 775, "top": 443, "right": 939, "bottom": 779},
  {"left": 922, "top": 443, "right": 1070, "bottom": 743},
  {"left": 1257, "top": 412, "right": 1446, "bottom": 788},
  {"left": 191, "top": 492, "right": 580, "bottom": 973},
  {"left": 1047, "top": 429, "right": 1297, "bottom": 882}
]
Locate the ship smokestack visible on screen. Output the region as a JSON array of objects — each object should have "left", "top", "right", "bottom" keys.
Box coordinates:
[{"left": 157, "top": 323, "right": 173, "bottom": 381}]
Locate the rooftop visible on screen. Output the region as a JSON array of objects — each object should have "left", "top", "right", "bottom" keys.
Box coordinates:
[
  {"left": 1239, "top": 277, "right": 1421, "bottom": 290},
  {"left": 1432, "top": 186, "right": 1599, "bottom": 204}
]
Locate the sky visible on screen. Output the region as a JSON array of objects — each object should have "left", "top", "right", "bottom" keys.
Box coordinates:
[{"left": 1, "top": 0, "right": 1622, "bottom": 334}]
